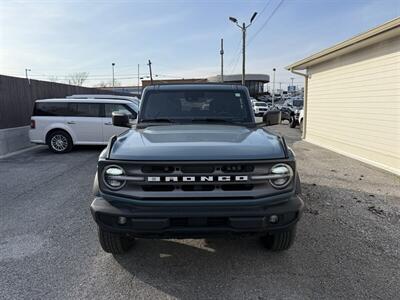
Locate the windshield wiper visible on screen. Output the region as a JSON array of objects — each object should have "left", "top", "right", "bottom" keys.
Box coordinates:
[
  {"left": 188, "top": 118, "right": 249, "bottom": 125},
  {"left": 140, "top": 118, "right": 176, "bottom": 123}
]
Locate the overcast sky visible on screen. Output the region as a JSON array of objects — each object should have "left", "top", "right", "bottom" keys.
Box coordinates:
[{"left": 1, "top": 0, "right": 399, "bottom": 88}]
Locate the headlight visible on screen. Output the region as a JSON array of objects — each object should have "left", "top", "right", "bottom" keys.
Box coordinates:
[
  {"left": 269, "top": 163, "right": 293, "bottom": 189},
  {"left": 103, "top": 165, "right": 126, "bottom": 190}
]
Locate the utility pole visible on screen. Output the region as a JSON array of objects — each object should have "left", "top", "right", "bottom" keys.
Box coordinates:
[
  {"left": 147, "top": 60, "right": 153, "bottom": 84},
  {"left": 290, "top": 77, "right": 294, "bottom": 94},
  {"left": 137, "top": 64, "right": 140, "bottom": 95},
  {"left": 220, "top": 38, "right": 224, "bottom": 82},
  {"left": 112, "top": 63, "right": 115, "bottom": 88},
  {"left": 229, "top": 12, "right": 257, "bottom": 86},
  {"left": 25, "top": 68, "right": 31, "bottom": 85},
  {"left": 272, "top": 68, "right": 276, "bottom": 107}
]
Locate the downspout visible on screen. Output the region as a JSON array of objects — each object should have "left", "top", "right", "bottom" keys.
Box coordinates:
[{"left": 289, "top": 69, "right": 309, "bottom": 139}]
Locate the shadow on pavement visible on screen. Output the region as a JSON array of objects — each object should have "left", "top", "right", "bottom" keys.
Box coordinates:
[{"left": 113, "top": 237, "right": 291, "bottom": 298}]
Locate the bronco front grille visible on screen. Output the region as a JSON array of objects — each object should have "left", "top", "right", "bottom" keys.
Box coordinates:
[{"left": 100, "top": 161, "right": 295, "bottom": 200}]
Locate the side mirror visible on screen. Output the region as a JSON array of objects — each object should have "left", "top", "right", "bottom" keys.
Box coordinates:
[
  {"left": 112, "top": 112, "right": 130, "bottom": 128},
  {"left": 263, "top": 110, "right": 281, "bottom": 126}
]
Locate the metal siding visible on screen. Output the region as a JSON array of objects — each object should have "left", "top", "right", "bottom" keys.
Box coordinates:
[{"left": 305, "top": 36, "right": 400, "bottom": 175}]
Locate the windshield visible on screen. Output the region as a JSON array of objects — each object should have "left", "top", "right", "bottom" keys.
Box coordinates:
[
  {"left": 255, "top": 102, "right": 267, "bottom": 107},
  {"left": 293, "top": 100, "right": 303, "bottom": 107},
  {"left": 140, "top": 90, "right": 253, "bottom": 123}
]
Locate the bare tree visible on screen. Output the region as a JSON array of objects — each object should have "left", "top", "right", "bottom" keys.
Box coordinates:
[{"left": 67, "top": 72, "right": 89, "bottom": 86}]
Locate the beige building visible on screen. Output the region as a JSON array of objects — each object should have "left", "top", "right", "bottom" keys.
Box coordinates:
[{"left": 287, "top": 17, "right": 400, "bottom": 175}]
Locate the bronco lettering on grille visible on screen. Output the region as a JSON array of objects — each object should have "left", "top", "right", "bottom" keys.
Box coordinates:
[{"left": 147, "top": 176, "right": 248, "bottom": 182}]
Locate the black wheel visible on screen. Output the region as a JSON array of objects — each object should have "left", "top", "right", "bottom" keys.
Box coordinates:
[
  {"left": 98, "top": 227, "right": 134, "bottom": 254},
  {"left": 261, "top": 226, "right": 297, "bottom": 251},
  {"left": 289, "top": 116, "right": 297, "bottom": 128},
  {"left": 47, "top": 130, "right": 73, "bottom": 153}
]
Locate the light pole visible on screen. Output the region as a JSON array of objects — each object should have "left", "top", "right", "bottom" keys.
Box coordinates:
[
  {"left": 147, "top": 60, "right": 153, "bottom": 84},
  {"left": 220, "top": 38, "right": 224, "bottom": 82},
  {"left": 25, "top": 68, "right": 31, "bottom": 84},
  {"left": 229, "top": 12, "right": 257, "bottom": 86},
  {"left": 137, "top": 64, "right": 140, "bottom": 95},
  {"left": 290, "top": 77, "right": 294, "bottom": 94},
  {"left": 272, "top": 68, "right": 276, "bottom": 107},
  {"left": 112, "top": 63, "right": 115, "bottom": 88}
]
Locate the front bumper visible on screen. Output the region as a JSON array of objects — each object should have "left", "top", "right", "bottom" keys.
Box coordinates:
[
  {"left": 90, "top": 193, "right": 304, "bottom": 238},
  {"left": 29, "top": 129, "right": 45, "bottom": 144}
]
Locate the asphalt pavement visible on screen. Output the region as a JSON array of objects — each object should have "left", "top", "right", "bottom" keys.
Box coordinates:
[{"left": 1, "top": 125, "right": 399, "bottom": 299}]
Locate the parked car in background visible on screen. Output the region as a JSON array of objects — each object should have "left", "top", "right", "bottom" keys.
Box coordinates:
[
  {"left": 29, "top": 98, "right": 139, "bottom": 153},
  {"left": 252, "top": 101, "right": 269, "bottom": 116},
  {"left": 298, "top": 109, "right": 304, "bottom": 132},
  {"left": 279, "top": 99, "right": 303, "bottom": 127},
  {"left": 250, "top": 97, "right": 258, "bottom": 104}
]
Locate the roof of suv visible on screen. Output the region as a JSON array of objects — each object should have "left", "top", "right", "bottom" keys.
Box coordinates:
[
  {"left": 143, "top": 83, "right": 248, "bottom": 91},
  {"left": 67, "top": 94, "right": 139, "bottom": 101}
]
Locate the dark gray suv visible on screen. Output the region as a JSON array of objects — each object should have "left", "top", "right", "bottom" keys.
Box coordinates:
[{"left": 90, "top": 84, "right": 303, "bottom": 254}]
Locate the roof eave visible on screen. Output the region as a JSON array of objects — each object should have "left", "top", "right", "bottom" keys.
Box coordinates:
[{"left": 286, "top": 17, "right": 400, "bottom": 71}]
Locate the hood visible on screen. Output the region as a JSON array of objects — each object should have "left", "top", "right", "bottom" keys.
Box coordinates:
[{"left": 109, "top": 124, "right": 284, "bottom": 161}]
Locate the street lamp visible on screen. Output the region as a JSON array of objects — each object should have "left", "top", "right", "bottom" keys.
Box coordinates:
[
  {"left": 111, "top": 63, "right": 115, "bottom": 88},
  {"left": 272, "top": 68, "right": 276, "bottom": 107},
  {"left": 229, "top": 12, "right": 257, "bottom": 86}
]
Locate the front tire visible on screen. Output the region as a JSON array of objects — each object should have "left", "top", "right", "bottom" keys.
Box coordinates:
[
  {"left": 47, "top": 130, "right": 73, "bottom": 153},
  {"left": 289, "top": 116, "right": 297, "bottom": 128},
  {"left": 261, "top": 226, "right": 297, "bottom": 251},
  {"left": 98, "top": 227, "right": 134, "bottom": 254}
]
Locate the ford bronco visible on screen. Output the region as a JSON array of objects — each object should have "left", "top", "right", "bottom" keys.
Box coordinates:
[{"left": 90, "top": 84, "right": 303, "bottom": 254}]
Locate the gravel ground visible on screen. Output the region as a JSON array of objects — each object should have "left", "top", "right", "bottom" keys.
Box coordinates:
[{"left": 1, "top": 125, "right": 399, "bottom": 300}]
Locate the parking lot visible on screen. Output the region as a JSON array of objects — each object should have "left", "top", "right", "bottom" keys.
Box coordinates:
[{"left": 1, "top": 124, "right": 399, "bottom": 300}]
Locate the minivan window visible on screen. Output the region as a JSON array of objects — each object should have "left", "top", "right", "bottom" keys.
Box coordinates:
[
  {"left": 105, "top": 103, "right": 136, "bottom": 119},
  {"left": 33, "top": 102, "right": 69, "bottom": 116},
  {"left": 69, "top": 103, "right": 101, "bottom": 117}
]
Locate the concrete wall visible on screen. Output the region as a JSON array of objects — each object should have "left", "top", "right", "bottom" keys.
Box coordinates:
[
  {"left": 305, "top": 35, "right": 400, "bottom": 175},
  {"left": 0, "top": 126, "right": 31, "bottom": 157}
]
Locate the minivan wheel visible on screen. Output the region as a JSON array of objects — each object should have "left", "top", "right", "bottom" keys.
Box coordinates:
[
  {"left": 98, "top": 227, "right": 134, "bottom": 254},
  {"left": 261, "top": 226, "right": 297, "bottom": 251},
  {"left": 47, "top": 130, "right": 73, "bottom": 153}
]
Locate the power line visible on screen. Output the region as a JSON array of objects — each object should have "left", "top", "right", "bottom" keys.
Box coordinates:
[
  {"left": 229, "top": 51, "right": 242, "bottom": 74},
  {"left": 226, "top": 38, "right": 242, "bottom": 74},
  {"left": 247, "top": 0, "right": 285, "bottom": 46},
  {"left": 252, "top": 0, "right": 273, "bottom": 25}
]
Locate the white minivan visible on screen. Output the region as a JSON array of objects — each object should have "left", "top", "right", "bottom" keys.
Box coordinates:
[{"left": 29, "top": 98, "right": 139, "bottom": 153}]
